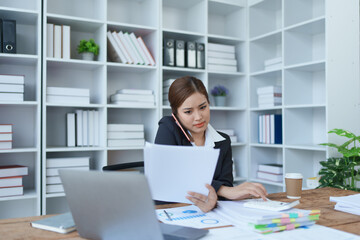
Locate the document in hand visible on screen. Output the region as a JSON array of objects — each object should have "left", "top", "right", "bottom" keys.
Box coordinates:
[{"left": 144, "top": 142, "right": 219, "bottom": 204}]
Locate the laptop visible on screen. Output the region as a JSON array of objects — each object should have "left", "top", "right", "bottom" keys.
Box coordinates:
[{"left": 59, "top": 170, "right": 208, "bottom": 240}]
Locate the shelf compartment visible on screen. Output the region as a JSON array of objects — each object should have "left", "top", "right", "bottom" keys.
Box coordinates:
[
  {"left": 45, "top": 196, "right": 69, "bottom": 215},
  {"left": 0, "top": 197, "right": 39, "bottom": 219},
  {"left": 284, "top": 148, "right": 325, "bottom": 187},
  {"left": 284, "top": 61, "right": 325, "bottom": 106},
  {"left": 284, "top": 18, "right": 325, "bottom": 66},
  {"left": 284, "top": 107, "right": 326, "bottom": 146},
  {"left": 208, "top": 1, "right": 245, "bottom": 39},
  {"left": 46, "top": 62, "right": 106, "bottom": 105},
  {"left": 250, "top": 109, "right": 282, "bottom": 144},
  {"left": 46, "top": 0, "right": 105, "bottom": 21},
  {"left": 208, "top": 74, "right": 246, "bottom": 109},
  {"left": 249, "top": 0, "right": 282, "bottom": 39},
  {"left": 250, "top": 32, "right": 282, "bottom": 73},
  {"left": 284, "top": 0, "right": 325, "bottom": 27},
  {"left": 0, "top": 1, "right": 39, "bottom": 11},
  {"left": 107, "top": 0, "right": 159, "bottom": 28},
  {"left": 250, "top": 70, "right": 281, "bottom": 109},
  {"left": 107, "top": 149, "right": 144, "bottom": 166},
  {"left": 232, "top": 146, "right": 248, "bottom": 179},
  {"left": 162, "top": 0, "right": 206, "bottom": 34}
]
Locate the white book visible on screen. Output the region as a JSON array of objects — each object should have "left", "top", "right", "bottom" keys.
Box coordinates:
[
  {"left": 0, "top": 141, "right": 12, "bottom": 149},
  {"left": 258, "top": 96, "right": 282, "bottom": 103},
  {"left": 259, "top": 103, "right": 281, "bottom": 108},
  {"left": 114, "top": 32, "right": 133, "bottom": 64},
  {"left": 257, "top": 86, "right": 282, "bottom": 95},
  {"left": 93, "top": 110, "right": 99, "bottom": 146},
  {"left": 75, "top": 110, "right": 83, "bottom": 146},
  {"left": 208, "top": 64, "right": 237, "bottom": 72},
  {"left": 0, "top": 133, "right": 12, "bottom": 141},
  {"left": 46, "top": 95, "right": 90, "bottom": 104},
  {"left": 0, "top": 165, "right": 28, "bottom": 178},
  {"left": 0, "top": 176, "right": 22, "bottom": 188},
  {"left": 266, "top": 114, "right": 270, "bottom": 144},
  {"left": 0, "top": 124, "right": 12, "bottom": 133},
  {"left": 47, "top": 87, "right": 90, "bottom": 97},
  {"left": 130, "top": 32, "right": 149, "bottom": 65},
  {"left": 208, "top": 57, "right": 237, "bottom": 66},
  {"left": 46, "top": 23, "right": 54, "bottom": 58},
  {"left": 208, "top": 43, "right": 235, "bottom": 53},
  {"left": 66, "top": 113, "right": 76, "bottom": 147},
  {"left": 88, "top": 110, "right": 94, "bottom": 146},
  {"left": 137, "top": 36, "right": 156, "bottom": 65},
  {"left": 107, "top": 131, "right": 144, "bottom": 139},
  {"left": 208, "top": 51, "right": 235, "bottom": 59},
  {"left": 0, "top": 92, "right": 23, "bottom": 102},
  {"left": 216, "top": 129, "right": 235, "bottom": 136},
  {"left": 47, "top": 157, "right": 90, "bottom": 168},
  {"left": 106, "top": 31, "right": 123, "bottom": 63},
  {"left": 0, "top": 83, "right": 24, "bottom": 93},
  {"left": 258, "top": 164, "right": 283, "bottom": 174},
  {"left": 229, "top": 135, "right": 238, "bottom": 143},
  {"left": 62, "top": 25, "right": 71, "bottom": 59},
  {"left": 107, "top": 139, "right": 145, "bottom": 147},
  {"left": 265, "top": 62, "right": 282, "bottom": 71},
  {"left": 125, "top": 32, "right": 145, "bottom": 65},
  {"left": 259, "top": 115, "right": 263, "bottom": 143},
  {"left": 111, "top": 31, "right": 128, "bottom": 63},
  {"left": 82, "top": 110, "right": 88, "bottom": 146},
  {"left": 46, "top": 184, "right": 64, "bottom": 193},
  {"left": 54, "top": 25, "right": 62, "bottom": 59},
  {"left": 119, "top": 31, "right": 141, "bottom": 65},
  {"left": 257, "top": 171, "right": 283, "bottom": 182},
  {"left": 264, "top": 57, "right": 282, "bottom": 66},
  {"left": 116, "top": 89, "right": 153, "bottom": 95},
  {"left": 257, "top": 92, "right": 282, "bottom": 98},
  {"left": 110, "top": 93, "right": 154, "bottom": 102},
  {"left": 0, "top": 186, "right": 23, "bottom": 197},
  {"left": 117, "top": 31, "right": 135, "bottom": 64},
  {"left": 46, "top": 176, "right": 62, "bottom": 185},
  {"left": 270, "top": 114, "right": 275, "bottom": 144},
  {"left": 111, "top": 101, "right": 155, "bottom": 108},
  {"left": 0, "top": 74, "right": 25, "bottom": 84},
  {"left": 107, "top": 124, "right": 144, "bottom": 132},
  {"left": 46, "top": 166, "right": 89, "bottom": 177}
]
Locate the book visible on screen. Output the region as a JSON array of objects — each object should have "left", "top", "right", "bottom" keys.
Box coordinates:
[
  {"left": 257, "top": 171, "right": 283, "bottom": 182},
  {"left": 0, "top": 165, "right": 28, "bottom": 178},
  {"left": 0, "top": 141, "right": 12, "bottom": 149},
  {"left": 137, "top": 36, "right": 156, "bottom": 65},
  {"left": 66, "top": 113, "right": 76, "bottom": 147},
  {"left": 111, "top": 101, "right": 155, "bottom": 108},
  {"left": 46, "top": 166, "right": 89, "bottom": 177},
  {"left": 46, "top": 23, "right": 54, "bottom": 58},
  {"left": 46, "top": 184, "right": 64, "bottom": 193},
  {"left": 0, "top": 176, "right": 22, "bottom": 188},
  {"left": 208, "top": 50, "right": 235, "bottom": 59},
  {"left": 271, "top": 114, "right": 282, "bottom": 144},
  {"left": 106, "top": 31, "right": 123, "bottom": 63},
  {"left": 0, "top": 83, "right": 24, "bottom": 93},
  {"left": 118, "top": 31, "right": 140, "bottom": 64},
  {"left": 107, "top": 124, "right": 144, "bottom": 132},
  {"left": 208, "top": 64, "right": 237, "bottom": 72},
  {"left": 46, "top": 176, "right": 62, "bottom": 185},
  {"left": 208, "top": 43, "right": 235, "bottom": 53},
  {"left": 258, "top": 164, "right": 283, "bottom": 174},
  {"left": 47, "top": 157, "right": 90, "bottom": 168},
  {"left": 0, "top": 133, "right": 12, "bottom": 141},
  {"left": 46, "top": 95, "right": 90, "bottom": 104},
  {"left": 107, "top": 139, "right": 145, "bottom": 147},
  {"left": 112, "top": 31, "right": 128, "bottom": 63},
  {"left": 229, "top": 135, "right": 238, "bottom": 143},
  {"left": 110, "top": 93, "right": 154, "bottom": 102},
  {"left": 114, "top": 32, "right": 133, "bottom": 64},
  {"left": 0, "top": 124, "right": 12, "bottom": 132},
  {"left": 53, "top": 25, "right": 62, "bottom": 59},
  {"left": 82, "top": 110, "right": 88, "bottom": 146},
  {"left": 0, "top": 186, "right": 23, "bottom": 197},
  {"left": 116, "top": 89, "right": 153, "bottom": 95},
  {"left": 129, "top": 32, "right": 149, "bottom": 65},
  {"left": 93, "top": 110, "right": 99, "bottom": 147},
  {"left": 88, "top": 110, "right": 94, "bottom": 146},
  {"left": 75, "top": 110, "right": 83, "bottom": 146},
  {"left": 208, "top": 57, "right": 237, "bottom": 66},
  {"left": 0, "top": 74, "right": 24, "bottom": 84},
  {"left": 61, "top": 25, "right": 71, "bottom": 59},
  {"left": 31, "top": 212, "right": 76, "bottom": 234},
  {"left": 257, "top": 86, "right": 282, "bottom": 95},
  {"left": 123, "top": 32, "right": 143, "bottom": 65},
  {"left": 107, "top": 131, "right": 144, "bottom": 139},
  {"left": 0, "top": 92, "right": 23, "bottom": 102},
  {"left": 216, "top": 129, "right": 235, "bottom": 136},
  {"left": 46, "top": 87, "right": 90, "bottom": 97}
]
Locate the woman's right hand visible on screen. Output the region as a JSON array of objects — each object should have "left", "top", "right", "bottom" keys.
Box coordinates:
[{"left": 218, "top": 182, "right": 268, "bottom": 201}]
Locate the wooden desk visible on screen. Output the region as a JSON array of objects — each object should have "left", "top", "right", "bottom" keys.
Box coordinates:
[{"left": 0, "top": 187, "right": 359, "bottom": 239}]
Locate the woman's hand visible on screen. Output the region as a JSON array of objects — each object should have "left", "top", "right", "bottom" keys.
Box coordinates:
[
  {"left": 186, "top": 184, "right": 217, "bottom": 213},
  {"left": 218, "top": 182, "right": 268, "bottom": 200}
]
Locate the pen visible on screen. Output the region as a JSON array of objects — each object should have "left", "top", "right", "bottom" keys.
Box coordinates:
[{"left": 163, "top": 210, "right": 172, "bottom": 221}]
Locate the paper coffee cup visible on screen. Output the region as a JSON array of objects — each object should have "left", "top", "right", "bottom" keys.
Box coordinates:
[{"left": 285, "top": 173, "right": 303, "bottom": 199}]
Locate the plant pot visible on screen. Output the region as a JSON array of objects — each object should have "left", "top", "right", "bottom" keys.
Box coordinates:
[
  {"left": 81, "top": 52, "right": 95, "bottom": 61},
  {"left": 214, "top": 96, "right": 226, "bottom": 107}
]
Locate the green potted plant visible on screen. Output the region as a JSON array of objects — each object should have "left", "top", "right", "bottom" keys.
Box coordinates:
[
  {"left": 318, "top": 129, "right": 360, "bottom": 191},
  {"left": 211, "top": 85, "right": 229, "bottom": 107},
  {"left": 77, "top": 38, "right": 99, "bottom": 61}
]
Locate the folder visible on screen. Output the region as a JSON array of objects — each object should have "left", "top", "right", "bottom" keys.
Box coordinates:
[
  {"left": 186, "top": 41, "right": 196, "bottom": 68},
  {"left": 163, "top": 39, "right": 175, "bottom": 66},
  {"left": 2, "top": 19, "right": 16, "bottom": 53},
  {"left": 175, "top": 40, "right": 185, "bottom": 67},
  {"left": 196, "top": 43, "right": 205, "bottom": 69}
]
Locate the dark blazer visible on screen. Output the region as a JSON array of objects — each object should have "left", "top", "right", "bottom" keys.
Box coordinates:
[{"left": 154, "top": 116, "right": 234, "bottom": 193}]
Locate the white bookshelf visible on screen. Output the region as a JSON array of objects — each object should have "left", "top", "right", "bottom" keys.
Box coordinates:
[
  {"left": 0, "top": 0, "right": 42, "bottom": 219},
  {"left": 1, "top": 0, "right": 360, "bottom": 218}
]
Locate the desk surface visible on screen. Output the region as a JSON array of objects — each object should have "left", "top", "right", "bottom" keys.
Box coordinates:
[{"left": 0, "top": 187, "right": 359, "bottom": 239}]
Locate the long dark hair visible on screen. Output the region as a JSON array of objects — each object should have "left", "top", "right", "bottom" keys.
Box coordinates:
[{"left": 168, "top": 76, "right": 209, "bottom": 115}]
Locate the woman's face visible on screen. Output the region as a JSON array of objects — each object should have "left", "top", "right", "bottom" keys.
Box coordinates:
[{"left": 176, "top": 92, "right": 210, "bottom": 136}]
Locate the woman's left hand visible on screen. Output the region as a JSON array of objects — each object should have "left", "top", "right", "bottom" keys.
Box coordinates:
[{"left": 186, "top": 184, "right": 218, "bottom": 213}]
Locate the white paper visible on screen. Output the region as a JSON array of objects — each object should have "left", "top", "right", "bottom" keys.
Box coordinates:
[
  {"left": 330, "top": 194, "right": 360, "bottom": 216},
  {"left": 144, "top": 142, "right": 219, "bottom": 203}
]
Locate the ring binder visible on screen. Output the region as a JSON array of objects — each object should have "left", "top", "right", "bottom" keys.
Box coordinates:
[
  {"left": 163, "top": 39, "right": 175, "bottom": 66},
  {"left": 186, "top": 41, "right": 196, "bottom": 68},
  {"left": 2, "top": 19, "right": 16, "bottom": 54},
  {"left": 196, "top": 43, "right": 205, "bottom": 69},
  {"left": 175, "top": 40, "right": 185, "bottom": 67}
]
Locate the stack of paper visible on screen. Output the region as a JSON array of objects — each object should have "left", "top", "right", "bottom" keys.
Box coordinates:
[
  {"left": 0, "top": 124, "right": 12, "bottom": 149},
  {"left": 163, "top": 78, "right": 176, "bottom": 105},
  {"left": 257, "top": 85, "right": 282, "bottom": 108},
  {"left": 107, "top": 124, "right": 145, "bottom": 147},
  {"left": 208, "top": 43, "right": 238, "bottom": 72},
  {"left": 0, "top": 74, "right": 24, "bottom": 102},
  {"left": 264, "top": 57, "right": 282, "bottom": 71},
  {"left": 0, "top": 165, "right": 28, "bottom": 197},
  {"left": 257, "top": 164, "right": 283, "bottom": 183},
  {"left": 110, "top": 89, "right": 155, "bottom": 107},
  {"left": 47, "top": 87, "right": 90, "bottom": 104},
  {"left": 330, "top": 194, "right": 360, "bottom": 215}
]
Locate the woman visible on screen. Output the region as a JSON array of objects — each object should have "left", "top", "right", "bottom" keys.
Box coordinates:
[{"left": 155, "top": 76, "right": 267, "bottom": 212}]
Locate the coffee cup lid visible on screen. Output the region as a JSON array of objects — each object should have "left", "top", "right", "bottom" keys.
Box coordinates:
[{"left": 285, "top": 173, "right": 303, "bottom": 179}]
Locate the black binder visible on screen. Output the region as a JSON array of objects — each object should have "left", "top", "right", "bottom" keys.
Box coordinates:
[
  {"left": 175, "top": 40, "right": 185, "bottom": 67},
  {"left": 186, "top": 41, "right": 196, "bottom": 68},
  {"left": 163, "top": 39, "right": 175, "bottom": 66},
  {"left": 196, "top": 43, "right": 205, "bottom": 69},
  {"left": 2, "top": 19, "right": 16, "bottom": 53}
]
